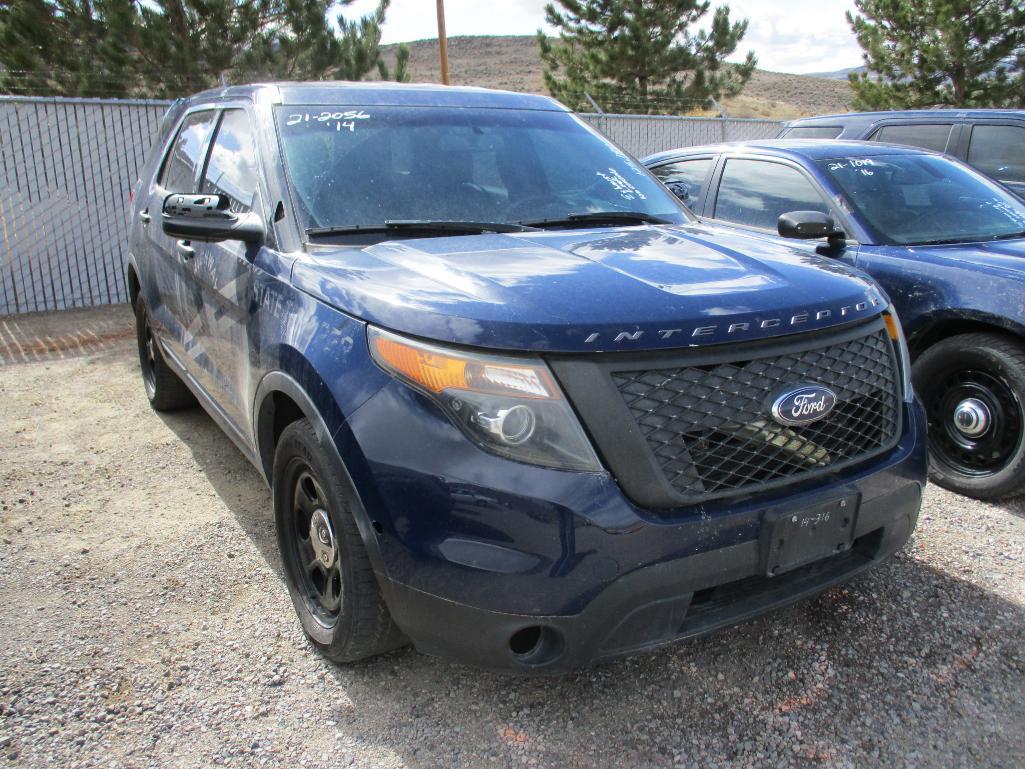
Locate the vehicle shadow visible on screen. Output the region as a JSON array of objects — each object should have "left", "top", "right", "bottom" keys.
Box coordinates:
[{"left": 156, "top": 405, "right": 1025, "bottom": 769}]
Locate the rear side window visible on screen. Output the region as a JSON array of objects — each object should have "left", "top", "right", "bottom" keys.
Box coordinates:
[
  {"left": 871, "top": 123, "right": 953, "bottom": 153},
  {"left": 781, "top": 126, "right": 843, "bottom": 139},
  {"left": 160, "top": 111, "right": 216, "bottom": 192},
  {"left": 201, "top": 109, "right": 262, "bottom": 214},
  {"left": 650, "top": 158, "right": 714, "bottom": 210},
  {"left": 967, "top": 124, "right": 1025, "bottom": 185},
  {"left": 713, "top": 158, "right": 830, "bottom": 230}
]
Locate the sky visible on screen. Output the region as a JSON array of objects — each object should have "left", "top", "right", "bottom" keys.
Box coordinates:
[{"left": 344, "top": 0, "right": 865, "bottom": 75}]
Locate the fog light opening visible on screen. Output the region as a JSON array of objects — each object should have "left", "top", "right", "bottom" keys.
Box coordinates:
[{"left": 508, "top": 625, "right": 564, "bottom": 665}]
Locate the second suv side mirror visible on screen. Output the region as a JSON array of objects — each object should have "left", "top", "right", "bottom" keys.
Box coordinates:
[
  {"left": 161, "top": 193, "right": 265, "bottom": 244},
  {"left": 778, "top": 210, "right": 846, "bottom": 250}
]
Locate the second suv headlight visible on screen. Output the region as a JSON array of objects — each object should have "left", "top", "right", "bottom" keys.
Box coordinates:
[{"left": 368, "top": 327, "right": 602, "bottom": 471}]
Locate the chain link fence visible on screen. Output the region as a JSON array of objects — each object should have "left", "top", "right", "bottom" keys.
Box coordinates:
[{"left": 0, "top": 96, "right": 782, "bottom": 316}]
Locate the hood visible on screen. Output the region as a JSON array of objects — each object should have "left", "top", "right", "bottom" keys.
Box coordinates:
[{"left": 290, "top": 224, "right": 886, "bottom": 353}]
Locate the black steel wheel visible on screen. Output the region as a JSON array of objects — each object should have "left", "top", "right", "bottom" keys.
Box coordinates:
[
  {"left": 285, "top": 467, "right": 343, "bottom": 626},
  {"left": 913, "top": 332, "right": 1025, "bottom": 499},
  {"left": 133, "top": 294, "right": 195, "bottom": 411},
  {"left": 273, "top": 418, "right": 407, "bottom": 662}
]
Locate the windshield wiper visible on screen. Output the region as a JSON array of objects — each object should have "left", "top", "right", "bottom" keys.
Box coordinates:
[
  {"left": 306, "top": 220, "right": 539, "bottom": 238},
  {"left": 989, "top": 230, "right": 1025, "bottom": 242},
  {"left": 519, "top": 211, "right": 674, "bottom": 228}
]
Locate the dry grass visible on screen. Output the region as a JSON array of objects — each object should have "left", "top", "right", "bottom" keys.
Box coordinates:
[{"left": 377, "top": 35, "right": 853, "bottom": 119}]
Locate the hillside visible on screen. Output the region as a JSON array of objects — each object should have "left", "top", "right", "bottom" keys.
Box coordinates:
[{"left": 378, "top": 35, "right": 853, "bottom": 119}]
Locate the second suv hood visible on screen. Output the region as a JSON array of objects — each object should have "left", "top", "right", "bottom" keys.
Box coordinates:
[{"left": 291, "top": 224, "right": 886, "bottom": 353}]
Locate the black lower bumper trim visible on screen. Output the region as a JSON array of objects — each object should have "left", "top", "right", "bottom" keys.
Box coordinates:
[{"left": 379, "top": 482, "right": 922, "bottom": 674}]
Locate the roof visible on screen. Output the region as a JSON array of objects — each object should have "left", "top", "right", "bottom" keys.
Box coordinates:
[
  {"left": 642, "top": 139, "right": 935, "bottom": 165},
  {"left": 785, "top": 108, "right": 1025, "bottom": 127},
  {"left": 185, "top": 81, "right": 567, "bottom": 111}
]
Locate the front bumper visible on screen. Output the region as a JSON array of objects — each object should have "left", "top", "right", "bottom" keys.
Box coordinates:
[{"left": 345, "top": 383, "right": 928, "bottom": 674}]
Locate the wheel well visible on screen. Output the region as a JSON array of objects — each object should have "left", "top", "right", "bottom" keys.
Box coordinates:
[
  {"left": 126, "top": 265, "right": 141, "bottom": 306},
  {"left": 908, "top": 319, "right": 1019, "bottom": 359},
  {"left": 257, "top": 390, "right": 306, "bottom": 481}
]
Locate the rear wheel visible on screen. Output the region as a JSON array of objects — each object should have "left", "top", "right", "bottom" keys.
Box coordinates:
[
  {"left": 913, "top": 332, "right": 1025, "bottom": 499},
  {"left": 273, "top": 418, "right": 406, "bottom": 662},
  {"left": 134, "top": 295, "right": 195, "bottom": 411}
]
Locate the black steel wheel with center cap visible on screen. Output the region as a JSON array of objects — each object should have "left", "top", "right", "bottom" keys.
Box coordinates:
[
  {"left": 133, "top": 294, "right": 195, "bottom": 411},
  {"left": 273, "top": 418, "right": 407, "bottom": 662},
  {"left": 913, "top": 332, "right": 1025, "bottom": 499}
]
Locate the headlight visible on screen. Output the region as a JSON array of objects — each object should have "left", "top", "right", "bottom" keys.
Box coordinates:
[
  {"left": 368, "top": 327, "right": 602, "bottom": 471},
  {"left": 883, "top": 310, "right": 913, "bottom": 403}
]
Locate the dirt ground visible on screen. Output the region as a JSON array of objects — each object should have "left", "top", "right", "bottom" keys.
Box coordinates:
[{"left": 0, "top": 306, "right": 1023, "bottom": 769}]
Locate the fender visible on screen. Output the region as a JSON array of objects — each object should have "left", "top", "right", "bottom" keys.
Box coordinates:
[
  {"left": 904, "top": 306, "right": 1025, "bottom": 355},
  {"left": 252, "top": 369, "right": 391, "bottom": 580}
]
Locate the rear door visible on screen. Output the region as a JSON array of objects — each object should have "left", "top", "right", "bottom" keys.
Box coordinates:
[
  {"left": 964, "top": 121, "right": 1025, "bottom": 198},
  {"left": 141, "top": 109, "right": 217, "bottom": 358},
  {"left": 185, "top": 107, "right": 267, "bottom": 435}
]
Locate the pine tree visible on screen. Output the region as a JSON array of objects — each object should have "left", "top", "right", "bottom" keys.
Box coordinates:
[
  {"left": 0, "top": 0, "right": 407, "bottom": 98},
  {"left": 848, "top": 0, "right": 1025, "bottom": 109},
  {"left": 537, "top": 0, "right": 756, "bottom": 114}
]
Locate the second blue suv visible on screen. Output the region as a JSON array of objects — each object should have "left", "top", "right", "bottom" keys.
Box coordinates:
[{"left": 126, "top": 83, "right": 926, "bottom": 673}]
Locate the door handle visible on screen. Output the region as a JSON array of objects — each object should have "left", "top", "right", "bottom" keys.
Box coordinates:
[
  {"left": 176, "top": 240, "right": 195, "bottom": 260},
  {"left": 139, "top": 210, "right": 151, "bottom": 224}
]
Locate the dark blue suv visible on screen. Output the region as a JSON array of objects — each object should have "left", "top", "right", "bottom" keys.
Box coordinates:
[{"left": 127, "top": 83, "right": 926, "bottom": 673}]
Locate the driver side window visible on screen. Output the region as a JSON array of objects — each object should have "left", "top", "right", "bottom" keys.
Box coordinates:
[
  {"left": 201, "top": 109, "right": 262, "bottom": 215},
  {"left": 713, "top": 158, "right": 830, "bottom": 231}
]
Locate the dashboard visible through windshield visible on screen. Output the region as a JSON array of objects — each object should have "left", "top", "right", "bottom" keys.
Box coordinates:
[{"left": 275, "top": 105, "right": 687, "bottom": 240}]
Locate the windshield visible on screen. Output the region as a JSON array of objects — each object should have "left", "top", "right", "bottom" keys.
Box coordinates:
[
  {"left": 817, "top": 154, "right": 1025, "bottom": 246},
  {"left": 275, "top": 106, "right": 687, "bottom": 237}
]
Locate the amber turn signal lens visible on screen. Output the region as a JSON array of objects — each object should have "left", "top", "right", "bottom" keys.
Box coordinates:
[
  {"left": 372, "top": 335, "right": 469, "bottom": 394},
  {"left": 370, "top": 330, "right": 557, "bottom": 399},
  {"left": 883, "top": 312, "right": 901, "bottom": 341}
]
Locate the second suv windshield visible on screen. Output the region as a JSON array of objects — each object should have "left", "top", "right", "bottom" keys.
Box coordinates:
[
  {"left": 275, "top": 105, "right": 687, "bottom": 238},
  {"left": 818, "top": 153, "right": 1025, "bottom": 246}
]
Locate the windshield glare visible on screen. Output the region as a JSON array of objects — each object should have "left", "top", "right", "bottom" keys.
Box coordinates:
[
  {"left": 275, "top": 106, "right": 687, "bottom": 235},
  {"left": 817, "top": 154, "right": 1025, "bottom": 246}
]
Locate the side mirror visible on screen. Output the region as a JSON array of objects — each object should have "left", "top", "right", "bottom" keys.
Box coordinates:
[
  {"left": 665, "top": 180, "right": 691, "bottom": 202},
  {"left": 161, "top": 193, "right": 264, "bottom": 243},
  {"left": 778, "top": 210, "right": 846, "bottom": 248}
]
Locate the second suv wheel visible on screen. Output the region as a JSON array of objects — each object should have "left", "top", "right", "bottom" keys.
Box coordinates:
[{"left": 913, "top": 332, "right": 1025, "bottom": 499}]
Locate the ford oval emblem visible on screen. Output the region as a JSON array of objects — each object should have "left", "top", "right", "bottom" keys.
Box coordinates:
[{"left": 771, "top": 385, "right": 837, "bottom": 427}]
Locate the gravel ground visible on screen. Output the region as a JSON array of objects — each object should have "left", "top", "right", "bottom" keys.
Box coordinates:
[{"left": 1, "top": 306, "right": 1023, "bottom": 769}]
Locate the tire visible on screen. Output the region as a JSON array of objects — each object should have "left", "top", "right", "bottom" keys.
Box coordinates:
[
  {"left": 134, "top": 294, "right": 195, "bottom": 411},
  {"left": 912, "top": 332, "right": 1025, "bottom": 499},
  {"left": 273, "top": 418, "right": 406, "bottom": 663}
]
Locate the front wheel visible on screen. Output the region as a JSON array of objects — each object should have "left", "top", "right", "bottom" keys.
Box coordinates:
[
  {"left": 273, "top": 418, "right": 406, "bottom": 663},
  {"left": 913, "top": 332, "right": 1025, "bottom": 499}
]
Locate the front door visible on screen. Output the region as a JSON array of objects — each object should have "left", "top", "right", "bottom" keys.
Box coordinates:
[{"left": 185, "top": 108, "right": 267, "bottom": 435}]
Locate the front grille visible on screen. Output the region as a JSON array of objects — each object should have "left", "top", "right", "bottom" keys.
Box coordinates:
[{"left": 612, "top": 326, "right": 901, "bottom": 502}]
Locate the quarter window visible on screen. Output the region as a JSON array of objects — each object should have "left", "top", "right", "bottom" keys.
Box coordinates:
[
  {"left": 201, "top": 109, "right": 261, "bottom": 214},
  {"left": 871, "top": 123, "right": 953, "bottom": 153},
  {"left": 650, "top": 158, "right": 714, "bottom": 210},
  {"left": 967, "top": 124, "right": 1025, "bottom": 185},
  {"left": 713, "top": 158, "right": 830, "bottom": 231},
  {"left": 160, "top": 111, "right": 216, "bottom": 192}
]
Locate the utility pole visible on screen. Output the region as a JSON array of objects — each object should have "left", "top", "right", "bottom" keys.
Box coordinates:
[{"left": 436, "top": 0, "right": 450, "bottom": 85}]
